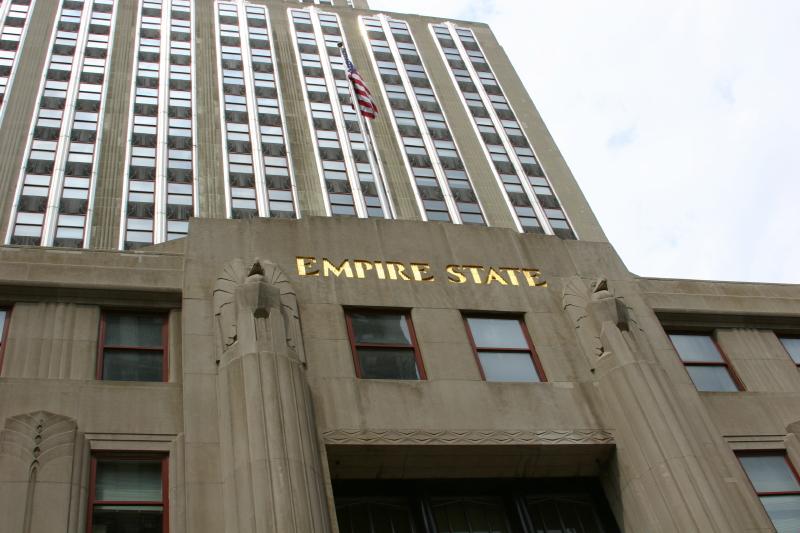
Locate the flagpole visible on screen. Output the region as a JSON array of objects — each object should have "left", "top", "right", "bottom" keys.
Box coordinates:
[{"left": 338, "top": 42, "right": 390, "bottom": 219}]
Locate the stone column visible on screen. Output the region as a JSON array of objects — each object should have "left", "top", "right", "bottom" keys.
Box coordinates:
[
  {"left": 213, "top": 259, "right": 331, "bottom": 533},
  {"left": 564, "top": 278, "right": 759, "bottom": 532}
]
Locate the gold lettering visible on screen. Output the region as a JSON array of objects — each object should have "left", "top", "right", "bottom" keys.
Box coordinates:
[
  {"left": 322, "top": 258, "right": 354, "bottom": 278},
  {"left": 463, "top": 264, "right": 485, "bottom": 284},
  {"left": 485, "top": 267, "right": 508, "bottom": 285},
  {"left": 500, "top": 267, "right": 520, "bottom": 286},
  {"left": 446, "top": 265, "right": 467, "bottom": 284},
  {"left": 373, "top": 261, "right": 387, "bottom": 280},
  {"left": 296, "top": 256, "right": 319, "bottom": 277},
  {"left": 353, "top": 259, "right": 374, "bottom": 279},
  {"left": 386, "top": 261, "right": 412, "bottom": 281},
  {"left": 521, "top": 268, "right": 547, "bottom": 287},
  {"left": 410, "top": 263, "right": 435, "bottom": 282}
]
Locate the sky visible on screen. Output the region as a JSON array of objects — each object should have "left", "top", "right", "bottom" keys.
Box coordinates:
[{"left": 369, "top": 0, "right": 800, "bottom": 284}]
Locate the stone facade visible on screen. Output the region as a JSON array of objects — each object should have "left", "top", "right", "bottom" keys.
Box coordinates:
[{"left": 0, "top": 1, "right": 797, "bottom": 532}]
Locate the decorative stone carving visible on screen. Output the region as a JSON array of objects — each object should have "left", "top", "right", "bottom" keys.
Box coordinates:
[
  {"left": 0, "top": 411, "right": 76, "bottom": 473},
  {"left": 213, "top": 257, "right": 304, "bottom": 362},
  {"left": 213, "top": 258, "right": 330, "bottom": 533},
  {"left": 322, "top": 428, "right": 614, "bottom": 446},
  {"left": 562, "top": 277, "right": 640, "bottom": 362},
  {"left": 0, "top": 411, "right": 77, "bottom": 533}
]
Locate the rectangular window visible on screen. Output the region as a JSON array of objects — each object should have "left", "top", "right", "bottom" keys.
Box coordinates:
[
  {"left": 98, "top": 312, "right": 168, "bottom": 382},
  {"left": 737, "top": 452, "right": 800, "bottom": 533},
  {"left": 88, "top": 454, "right": 168, "bottom": 533},
  {"left": 464, "top": 315, "right": 545, "bottom": 382},
  {"left": 668, "top": 332, "right": 742, "bottom": 392},
  {"left": 778, "top": 336, "right": 800, "bottom": 366},
  {"left": 0, "top": 308, "right": 9, "bottom": 373},
  {"left": 345, "top": 310, "right": 425, "bottom": 380}
]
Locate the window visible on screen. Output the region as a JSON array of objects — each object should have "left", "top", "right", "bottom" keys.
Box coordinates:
[
  {"left": 737, "top": 452, "right": 800, "bottom": 533},
  {"left": 668, "top": 333, "right": 742, "bottom": 392},
  {"left": 0, "top": 308, "right": 9, "bottom": 373},
  {"left": 778, "top": 336, "right": 800, "bottom": 366},
  {"left": 88, "top": 454, "right": 168, "bottom": 533},
  {"left": 98, "top": 312, "right": 168, "bottom": 382},
  {"left": 334, "top": 479, "right": 618, "bottom": 533},
  {"left": 345, "top": 310, "right": 425, "bottom": 380},
  {"left": 464, "top": 316, "right": 545, "bottom": 382}
]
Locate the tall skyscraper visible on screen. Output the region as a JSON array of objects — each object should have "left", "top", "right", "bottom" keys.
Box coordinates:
[{"left": 0, "top": 1, "right": 798, "bottom": 532}]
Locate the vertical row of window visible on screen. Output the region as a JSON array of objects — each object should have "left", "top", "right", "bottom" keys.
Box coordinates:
[
  {"left": 120, "top": 0, "right": 196, "bottom": 250},
  {"left": 0, "top": 0, "right": 36, "bottom": 113},
  {"left": 362, "top": 16, "right": 485, "bottom": 225},
  {"left": 216, "top": 2, "right": 297, "bottom": 220},
  {"left": 431, "top": 24, "right": 576, "bottom": 239},
  {"left": 290, "top": 7, "right": 391, "bottom": 218},
  {"left": 6, "top": 0, "right": 115, "bottom": 248}
]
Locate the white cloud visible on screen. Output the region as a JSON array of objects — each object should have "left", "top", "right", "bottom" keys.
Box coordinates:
[{"left": 369, "top": 0, "right": 800, "bottom": 283}]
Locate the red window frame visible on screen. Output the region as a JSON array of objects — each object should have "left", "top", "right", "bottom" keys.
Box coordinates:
[
  {"left": 97, "top": 311, "right": 169, "bottom": 381},
  {"left": 463, "top": 314, "right": 547, "bottom": 382},
  {"left": 736, "top": 450, "right": 800, "bottom": 526},
  {"left": 87, "top": 453, "right": 169, "bottom": 533},
  {"left": 344, "top": 309, "right": 427, "bottom": 380},
  {"left": 667, "top": 331, "right": 744, "bottom": 391},
  {"left": 777, "top": 335, "right": 800, "bottom": 367},
  {"left": 0, "top": 307, "right": 10, "bottom": 375}
]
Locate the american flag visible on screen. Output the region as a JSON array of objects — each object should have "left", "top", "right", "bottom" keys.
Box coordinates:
[{"left": 341, "top": 45, "right": 378, "bottom": 120}]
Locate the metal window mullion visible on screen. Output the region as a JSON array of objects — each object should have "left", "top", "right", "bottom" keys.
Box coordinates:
[
  {"left": 288, "top": 8, "right": 330, "bottom": 216},
  {"left": 82, "top": 2, "right": 120, "bottom": 248},
  {"left": 42, "top": 0, "right": 97, "bottom": 246},
  {"left": 429, "top": 26, "right": 521, "bottom": 232},
  {"left": 3, "top": 0, "right": 62, "bottom": 245},
  {"left": 359, "top": 16, "right": 427, "bottom": 221},
  {"left": 311, "top": 9, "right": 367, "bottom": 219},
  {"left": 467, "top": 24, "right": 578, "bottom": 238},
  {"left": 118, "top": 0, "right": 148, "bottom": 249},
  {"left": 445, "top": 23, "right": 552, "bottom": 235},
  {"left": 263, "top": 7, "right": 300, "bottom": 219},
  {"left": 0, "top": 0, "right": 35, "bottom": 127},
  {"left": 382, "top": 16, "right": 460, "bottom": 223},
  {"left": 153, "top": 1, "right": 172, "bottom": 244},
  {"left": 213, "top": 2, "right": 233, "bottom": 218},
  {"left": 239, "top": 4, "right": 269, "bottom": 217},
  {"left": 188, "top": 1, "right": 199, "bottom": 218}
]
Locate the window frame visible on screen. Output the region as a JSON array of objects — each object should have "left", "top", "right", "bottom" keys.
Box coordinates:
[
  {"left": 777, "top": 334, "right": 800, "bottom": 367},
  {"left": 0, "top": 307, "right": 10, "bottom": 374},
  {"left": 736, "top": 450, "right": 800, "bottom": 529},
  {"left": 87, "top": 452, "right": 169, "bottom": 533},
  {"left": 666, "top": 330, "right": 744, "bottom": 391},
  {"left": 96, "top": 311, "right": 169, "bottom": 382},
  {"left": 462, "top": 314, "right": 546, "bottom": 382},
  {"left": 344, "top": 308, "right": 427, "bottom": 380}
]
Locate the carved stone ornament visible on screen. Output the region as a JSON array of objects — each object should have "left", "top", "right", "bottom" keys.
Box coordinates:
[
  {"left": 562, "top": 276, "right": 640, "bottom": 361},
  {"left": 322, "top": 428, "right": 614, "bottom": 446},
  {"left": 213, "top": 257, "right": 305, "bottom": 362},
  {"left": 0, "top": 411, "right": 77, "bottom": 472}
]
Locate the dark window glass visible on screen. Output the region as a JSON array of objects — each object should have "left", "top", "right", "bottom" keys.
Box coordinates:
[
  {"left": 334, "top": 479, "right": 617, "bottom": 533},
  {"left": 346, "top": 310, "right": 424, "bottom": 380},
  {"left": 778, "top": 336, "right": 800, "bottom": 365},
  {"left": 738, "top": 453, "right": 800, "bottom": 533},
  {"left": 0, "top": 308, "right": 8, "bottom": 373},
  {"left": 90, "top": 456, "right": 166, "bottom": 533},
  {"left": 100, "top": 313, "right": 167, "bottom": 382},
  {"left": 465, "top": 316, "right": 543, "bottom": 382},
  {"left": 668, "top": 333, "right": 741, "bottom": 392}
]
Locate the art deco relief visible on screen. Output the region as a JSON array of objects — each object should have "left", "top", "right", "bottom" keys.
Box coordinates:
[
  {"left": 0, "top": 411, "right": 76, "bottom": 473},
  {"left": 322, "top": 428, "right": 615, "bottom": 446}
]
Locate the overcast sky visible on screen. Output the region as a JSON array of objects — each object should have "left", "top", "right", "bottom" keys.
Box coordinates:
[{"left": 369, "top": 0, "right": 800, "bottom": 284}]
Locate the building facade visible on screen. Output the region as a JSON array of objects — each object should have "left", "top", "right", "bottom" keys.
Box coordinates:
[{"left": 0, "top": 1, "right": 798, "bottom": 532}]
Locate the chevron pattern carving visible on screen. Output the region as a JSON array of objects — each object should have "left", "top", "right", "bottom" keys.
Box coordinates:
[
  {"left": 0, "top": 411, "right": 77, "bottom": 469},
  {"left": 322, "top": 429, "right": 614, "bottom": 446}
]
